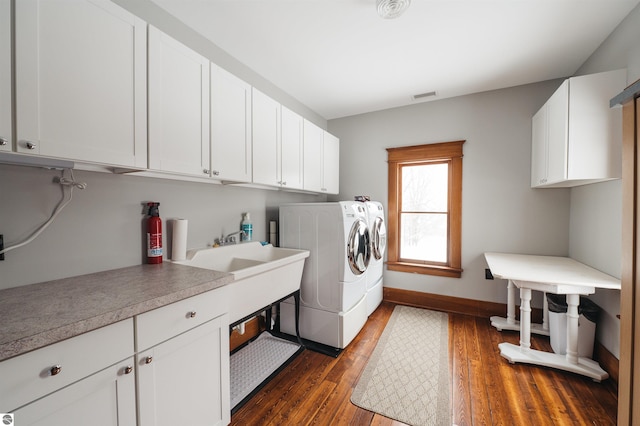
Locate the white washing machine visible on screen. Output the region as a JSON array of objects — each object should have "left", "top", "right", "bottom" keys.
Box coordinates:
[
  {"left": 278, "top": 201, "right": 371, "bottom": 349},
  {"left": 364, "top": 201, "right": 386, "bottom": 316}
]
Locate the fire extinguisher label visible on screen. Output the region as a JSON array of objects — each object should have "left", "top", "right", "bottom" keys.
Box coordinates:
[{"left": 147, "top": 233, "right": 163, "bottom": 257}]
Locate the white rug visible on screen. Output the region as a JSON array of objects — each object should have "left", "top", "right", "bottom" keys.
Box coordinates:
[{"left": 351, "top": 306, "right": 451, "bottom": 425}]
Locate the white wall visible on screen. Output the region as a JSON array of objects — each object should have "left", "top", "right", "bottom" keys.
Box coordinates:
[
  {"left": 328, "top": 80, "right": 570, "bottom": 305},
  {"left": 0, "top": 165, "right": 322, "bottom": 289},
  {"left": 566, "top": 2, "right": 640, "bottom": 358}
]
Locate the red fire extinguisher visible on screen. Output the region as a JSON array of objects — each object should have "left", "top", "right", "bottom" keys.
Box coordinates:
[{"left": 146, "top": 202, "right": 163, "bottom": 264}]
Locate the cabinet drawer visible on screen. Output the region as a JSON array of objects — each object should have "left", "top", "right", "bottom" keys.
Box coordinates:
[
  {"left": 0, "top": 318, "right": 133, "bottom": 411},
  {"left": 135, "top": 287, "right": 229, "bottom": 351}
]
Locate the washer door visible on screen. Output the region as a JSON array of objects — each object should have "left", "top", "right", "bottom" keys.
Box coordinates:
[
  {"left": 371, "top": 216, "right": 387, "bottom": 260},
  {"left": 347, "top": 219, "right": 371, "bottom": 275}
]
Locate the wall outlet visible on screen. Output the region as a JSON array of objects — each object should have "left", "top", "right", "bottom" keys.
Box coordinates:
[{"left": 485, "top": 268, "right": 494, "bottom": 280}]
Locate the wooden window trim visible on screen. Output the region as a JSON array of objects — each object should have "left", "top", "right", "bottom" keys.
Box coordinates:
[{"left": 386, "top": 140, "right": 464, "bottom": 278}]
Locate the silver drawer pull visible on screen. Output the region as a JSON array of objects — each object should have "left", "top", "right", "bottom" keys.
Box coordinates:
[
  {"left": 26, "top": 141, "right": 37, "bottom": 150},
  {"left": 145, "top": 356, "right": 153, "bottom": 364},
  {"left": 124, "top": 366, "right": 133, "bottom": 375},
  {"left": 212, "top": 170, "right": 220, "bottom": 176},
  {"left": 189, "top": 311, "right": 197, "bottom": 318},
  {"left": 0, "top": 137, "right": 7, "bottom": 146},
  {"left": 50, "top": 365, "right": 62, "bottom": 376}
]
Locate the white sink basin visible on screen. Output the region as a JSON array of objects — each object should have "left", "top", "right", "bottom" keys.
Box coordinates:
[
  {"left": 174, "top": 242, "right": 308, "bottom": 280},
  {"left": 172, "top": 242, "right": 309, "bottom": 323}
]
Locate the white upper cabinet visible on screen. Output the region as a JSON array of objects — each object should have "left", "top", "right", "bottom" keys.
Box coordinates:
[
  {"left": 303, "top": 119, "right": 324, "bottom": 192},
  {"left": 211, "top": 64, "right": 252, "bottom": 183},
  {"left": 252, "top": 90, "right": 305, "bottom": 190},
  {"left": 531, "top": 69, "right": 626, "bottom": 188},
  {"left": 148, "top": 26, "right": 210, "bottom": 177},
  {"left": 303, "top": 120, "right": 340, "bottom": 194},
  {"left": 252, "top": 88, "right": 281, "bottom": 187},
  {"left": 15, "top": 0, "right": 147, "bottom": 168},
  {"left": 0, "top": 0, "right": 11, "bottom": 152},
  {"left": 280, "top": 106, "right": 304, "bottom": 190}
]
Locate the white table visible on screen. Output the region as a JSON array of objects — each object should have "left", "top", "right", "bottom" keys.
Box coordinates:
[{"left": 484, "top": 252, "right": 621, "bottom": 381}]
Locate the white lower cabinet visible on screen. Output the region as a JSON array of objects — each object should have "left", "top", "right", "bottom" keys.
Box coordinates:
[
  {"left": 13, "top": 358, "right": 136, "bottom": 426},
  {"left": 0, "top": 319, "right": 135, "bottom": 426},
  {"left": 0, "top": 290, "right": 231, "bottom": 426},
  {"left": 135, "top": 288, "right": 231, "bottom": 426},
  {"left": 136, "top": 315, "right": 230, "bottom": 426}
]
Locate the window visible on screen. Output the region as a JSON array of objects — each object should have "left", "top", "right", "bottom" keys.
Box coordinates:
[{"left": 386, "top": 141, "right": 464, "bottom": 278}]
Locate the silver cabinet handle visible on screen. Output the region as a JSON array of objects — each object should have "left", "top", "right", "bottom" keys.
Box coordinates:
[
  {"left": 188, "top": 311, "right": 197, "bottom": 318},
  {"left": 124, "top": 366, "right": 133, "bottom": 374},
  {"left": 145, "top": 356, "right": 153, "bottom": 364},
  {"left": 203, "top": 169, "right": 209, "bottom": 175},
  {"left": 50, "top": 365, "right": 62, "bottom": 376},
  {"left": 26, "top": 141, "right": 37, "bottom": 150},
  {"left": 281, "top": 181, "right": 287, "bottom": 186},
  {"left": 212, "top": 170, "right": 220, "bottom": 176},
  {"left": 0, "top": 137, "right": 7, "bottom": 146}
]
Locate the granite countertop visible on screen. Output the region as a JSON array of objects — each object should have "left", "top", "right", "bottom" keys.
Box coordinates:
[{"left": 0, "top": 263, "right": 234, "bottom": 362}]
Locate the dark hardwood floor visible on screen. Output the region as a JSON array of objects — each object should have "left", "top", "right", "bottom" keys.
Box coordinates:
[{"left": 230, "top": 301, "right": 618, "bottom": 425}]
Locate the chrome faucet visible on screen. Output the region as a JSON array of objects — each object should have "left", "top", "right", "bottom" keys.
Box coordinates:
[{"left": 217, "top": 230, "right": 246, "bottom": 245}]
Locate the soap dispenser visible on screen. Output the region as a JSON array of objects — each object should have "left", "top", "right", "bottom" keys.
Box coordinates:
[{"left": 241, "top": 213, "right": 253, "bottom": 241}]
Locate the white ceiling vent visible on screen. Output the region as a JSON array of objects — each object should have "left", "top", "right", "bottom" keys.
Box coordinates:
[{"left": 412, "top": 91, "right": 437, "bottom": 101}]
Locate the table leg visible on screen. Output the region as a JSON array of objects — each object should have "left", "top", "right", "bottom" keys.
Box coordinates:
[
  {"left": 566, "top": 293, "right": 580, "bottom": 364},
  {"left": 519, "top": 288, "right": 532, "bottom": 350},
  {"left": 507, "top": 279, "right": 516, "bottom": 325}
]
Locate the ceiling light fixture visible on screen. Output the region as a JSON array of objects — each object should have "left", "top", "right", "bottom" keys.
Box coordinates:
[{"left": 376, "top": 0, "right": 411, "bottom": 19}]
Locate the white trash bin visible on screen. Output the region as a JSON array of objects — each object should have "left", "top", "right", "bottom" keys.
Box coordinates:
[{"left": 546, "top": 294, "right": 599, "bottom": 359}]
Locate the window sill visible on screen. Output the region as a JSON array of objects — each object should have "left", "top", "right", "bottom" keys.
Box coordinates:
[{"left": 386, "top": 261, "right": 463, "bottom": 278}]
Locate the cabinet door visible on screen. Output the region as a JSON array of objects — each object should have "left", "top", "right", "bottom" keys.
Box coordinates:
[
  {"left": 567, "top": 69, "right": 625, "bottom": 180},
  {"left": 15, "top": 0, "right": 147, "bottom": 167},
  {"left": 545, "top": 80, "right": 569, "bottom": 185},
  {"left": 148, "top": 26, "right": 210, "bottom": 177},
  {"left": 137, "top": 315, "right": 230, "bottom": 426},
  {"left": 303, "top": 119, "right": 324, "bottom": 192},
  {"left": 281, "top": 106, "right": 304, "bottom": 190},
  {"left": 13, "top": 359, "right": 136, "bottom": 426},
  {"left": 0, "top": 0, "right": 10, "bottom": 152},
  {"left": 252, "top": 88, "right": 281, "bottom": 187},
  {"left": 323, "top": 131, "right": 340, "bottom": 194},
  {"left": 211, "top": 65, "right": 252, "bottom": 182},
  {"left": 531, "top": 104, "right": 547, "bottom": 186}
]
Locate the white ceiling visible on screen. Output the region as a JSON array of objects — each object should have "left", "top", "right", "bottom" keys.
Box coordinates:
[{"left": 150, "top": 0, "right": 639, "bottom": 120}]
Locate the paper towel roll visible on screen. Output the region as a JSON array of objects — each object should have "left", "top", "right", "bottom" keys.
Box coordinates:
[{"left": 172, "top": 219, "right": 188, "bottom": 261}]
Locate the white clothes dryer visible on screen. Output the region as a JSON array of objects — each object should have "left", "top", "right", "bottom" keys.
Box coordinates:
[
  {"left": 278, "top": 201, "right": 371, "bottom": 349},
  {"left": 364, "top": 201, "right": 386, "bottom": 316}
]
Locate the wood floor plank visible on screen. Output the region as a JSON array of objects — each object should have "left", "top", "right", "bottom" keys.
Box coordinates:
[
  {"left": 450, "top": 314, "right": 473, "bottom": 426},
  {"left": 465, "top": 317, "right": 493, "bottom": 425},
  {"left": 476, "top": 317, "right": 518, "bottom": 425},
  {"left": 230, "top": 302, "right": 618, "bottom": 426}
]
